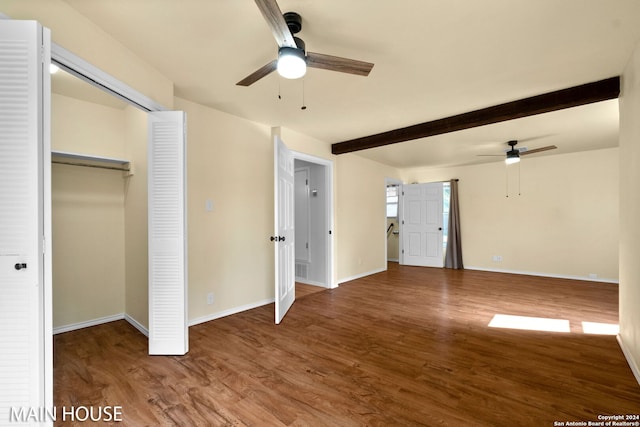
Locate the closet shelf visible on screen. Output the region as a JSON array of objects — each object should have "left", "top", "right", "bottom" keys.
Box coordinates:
[{"left": 52, "top": 150, "right": 133, "bottom": 175}]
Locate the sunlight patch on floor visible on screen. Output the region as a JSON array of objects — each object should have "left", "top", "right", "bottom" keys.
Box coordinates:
[
  {"left": 488, "top": 315, "right": 620, "bottom": 334},
  {"left": 582, "top": 321, "right": 619, "bottom": 335},
  {"left": 488, "top": 314, "right": 571, "bottom": 332}
]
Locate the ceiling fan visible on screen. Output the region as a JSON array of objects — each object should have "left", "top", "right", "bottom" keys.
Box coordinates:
[
  {"left": 236, "top": 0, "right": 374, "bottom": 86},
  {"left": 479, "top": 140, "right": 557, "bottom": 164}
]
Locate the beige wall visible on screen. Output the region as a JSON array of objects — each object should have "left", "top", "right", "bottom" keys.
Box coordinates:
[
  {"left": 336, "top": 154, "right": 401, "bottom": 281},
  {"left": 52, "top": 165, "right": 125, "bottom": 328},
  {"left": 619, "top": 40, "right": 640, "bottom": 377},
  {"left": 51, "top": 93, "right": 127, "bottom": 329},
  {"left": 403, "top": 148, "right": 619, "bottom": 281},
  {"left": 175, "top": 97, "right": 274, "bottom": 323}
]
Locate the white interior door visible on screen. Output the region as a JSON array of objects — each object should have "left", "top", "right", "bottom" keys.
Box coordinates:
[
  {"left": 0, "top": 20, "right": 51, "bottom": 420},
  {"left": 274, "top": 136, "right": 295, "bottom": 324},
  {"left": 401, "top": 182, "right": 444, "bottom": 267},
  {"left": 148, "top": 111, "right": 188, "bottom": 355}
]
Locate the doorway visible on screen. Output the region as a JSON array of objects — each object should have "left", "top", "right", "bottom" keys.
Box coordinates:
[
  {"left": 385, "top": 178, "right": 402, "bottom": 262},
  {"left": 293, "top": 153, "right": 333, "bottom": 289}
]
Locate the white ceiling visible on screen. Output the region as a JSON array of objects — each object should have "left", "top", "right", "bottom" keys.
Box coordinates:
[{"left": 59, "top": 0, "right": 640, "bottom": 168}]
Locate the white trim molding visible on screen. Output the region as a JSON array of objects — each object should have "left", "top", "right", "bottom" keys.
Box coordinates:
[
  {"left": 617, "top": 335, "right": 640, "bottom": 386},
  {"left": 189, "top": 298, "right": 275, "bottom": 327},
  {"left": 53, "top": 313, "right": 125, "bottom": 335},
  {"left": 465, "top": 266, "right": 619, "bottom": 284},
  {"left": 296, "top": 279, "right": 329, "bottom": 288},
  {"left": 50, "top": 43, "right": 167, "bottom": 112},
  {"left": 51, "top": 313, "right": 150, "bottom": 337},
  {"left": 125, "top": 314, "right": 149, "bottom": 337},
  {"left": 337, "top": 267, "right": 387, "bottom": 285}
]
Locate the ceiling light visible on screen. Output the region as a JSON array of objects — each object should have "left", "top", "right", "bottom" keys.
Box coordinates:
[
  {"left": 49, "top": 63, "right": 60, "bottom": 74},
  {"left": 277, "top": 47, "right": 306, "bottom": 79},
  {"left": 505, "top": 151, "right": 520, "bottom": 165}
]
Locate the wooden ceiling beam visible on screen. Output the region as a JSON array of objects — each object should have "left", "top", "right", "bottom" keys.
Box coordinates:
[{"left": 331, "top": 76, "right": 620, "bottom": 155}]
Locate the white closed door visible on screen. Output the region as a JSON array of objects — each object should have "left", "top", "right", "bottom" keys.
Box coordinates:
[
  {"left": 401, "top": 182, "right": 444, "bottom": 268},
  {"left": 274, "top": 136, "right": 295, "bottom": 324},
  {"left": 0, "top": 20, "right": 51, "bottom": 420}
]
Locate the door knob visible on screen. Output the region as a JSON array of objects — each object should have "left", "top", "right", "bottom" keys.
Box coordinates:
[
  {"left": 278, "top": 236, "right": 285, "bottom": 242},
  {"left": 14, "top": 263, "right": 27, "bottom": 271},
  {"left": 270, "top": 236, "right": 277, "bottom": 242}
]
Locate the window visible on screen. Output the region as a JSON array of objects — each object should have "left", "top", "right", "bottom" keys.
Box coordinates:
[{"left": 386, "top": 185, "right": 399, "bottom": 217}]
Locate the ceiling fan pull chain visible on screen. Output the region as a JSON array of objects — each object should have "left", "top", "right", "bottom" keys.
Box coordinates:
[
  {"left": 301, "top": 77, "right": 307, "bottom": 110},
  {"left": 518, "top": 161, "right": 521, "bottom": 196},
  {"left": 505, "top": 163, "right": 509, "bottom": 198}
]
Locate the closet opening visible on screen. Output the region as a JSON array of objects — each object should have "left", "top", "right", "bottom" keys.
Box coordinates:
[{"left": 51, "top": 66, "right": 145, "bottom": 335}]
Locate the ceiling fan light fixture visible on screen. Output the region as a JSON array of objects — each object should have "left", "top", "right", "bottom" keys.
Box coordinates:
[
  {"left": 277, "top": 47, "right": 306, "bottom": 79},
  {"left": 505, "top": 151, "right": 520, "bottom": 165}
]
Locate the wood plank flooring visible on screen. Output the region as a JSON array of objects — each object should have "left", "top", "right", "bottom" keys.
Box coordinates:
[
  {"left": 295, "top": 282, "right": 326, "bottom": 299},
  {"left": 53, "top": 263, "right": 640, "bottom": 426}
]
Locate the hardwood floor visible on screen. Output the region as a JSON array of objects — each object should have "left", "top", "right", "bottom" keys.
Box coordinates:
[
  {"left": 54, "top": 264, "right": 640, "bottom": 426},
  {"left": 295, "top": 282, "right": 326, "bottom": 299}
]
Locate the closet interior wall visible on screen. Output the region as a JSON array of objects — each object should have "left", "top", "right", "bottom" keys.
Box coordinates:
[{"left": 51, "top": 89, "right": 131, "bottom": 331}]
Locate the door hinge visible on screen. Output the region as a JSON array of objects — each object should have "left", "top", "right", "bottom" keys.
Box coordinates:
[
  {"left": 402, "top": 220, "right": 404, "bottom": 225},
  {"left": 402, "top": 249, "right": 404, "bottom": 254},
  {"left": 306, "top": 242, "right": 309, "bottom": 249},
  {"left": 306, "top": 179, "right": 308, "bottom": 186}
]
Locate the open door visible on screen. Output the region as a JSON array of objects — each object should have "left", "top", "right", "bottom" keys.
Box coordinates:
[
  {"left": 274, "top": 136, "right": 295, "bottom": 324},
  {"left": 148, "top": 111, "right": 188, "bottom": 355},
  {"left": 0, "top": 20, "right": 52, "bottom": 419},
  {"left": 401, "top": 182, "right": 444, "bottom": 268}
]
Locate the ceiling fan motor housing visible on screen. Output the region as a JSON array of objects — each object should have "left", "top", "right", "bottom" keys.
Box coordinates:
[{"left": 284, "top": 12, "right": 302, "bottom": 34}]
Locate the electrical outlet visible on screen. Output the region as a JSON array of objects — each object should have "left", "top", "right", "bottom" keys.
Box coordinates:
[
  {"left": 207, "top": 292, "right": 214, "bottom": 305},
  {"left": 492, "top": 255, "right": 503, "bottom": 262}
]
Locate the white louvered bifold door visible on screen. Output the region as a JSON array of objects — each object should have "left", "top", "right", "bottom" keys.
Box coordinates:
[
  {"left": 148, "top": 111, "right": 188, "bottom": 355},
  {"left": 0, "top": 20, "right": 50, "bottom": 423}
]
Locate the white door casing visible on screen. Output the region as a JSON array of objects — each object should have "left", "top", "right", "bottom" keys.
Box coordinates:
[
  {"left": 148, "top": 111, "right": 188, "bottom": 355},
  {"left": 274, "top": 136, "right": 295, "bottom": 324},
  {"left": 401, "top": 182, "right": 444, "bottom": 268},
  {"left": 0, "top": 20, "right": 52, "bottom": 421}
]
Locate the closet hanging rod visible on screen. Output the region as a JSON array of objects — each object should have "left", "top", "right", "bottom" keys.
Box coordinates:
[{"left": 52, "top": 160, "right": 130, "bottom": 172}]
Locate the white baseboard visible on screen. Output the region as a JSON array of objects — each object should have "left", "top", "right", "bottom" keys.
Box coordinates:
[
  {"left": 52, "top": 299, "right": 278, "bottom": 337},
  {"left": 296, "top": 279, "right": 329, "bottom": 288},
  {"left": 337, "top": 267, "right": 387, "bottom": 285},
  {"left": 464, "top": 266, "right": 619, "bottom": 284},
  {"left": 124, "top": 313, "right": 149, "bottom": 337},
  {"left": 53, "top": 313, "right": 124, "bottom": 335},
  {"left": 387, "top": 258, "right": 399, "bottom": 262},
  {"left": 617, "top": 334, "right": 640, "bottom": 386},
  {"left": 188, "top": 298, "right": 275, "bottom": 327}
]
